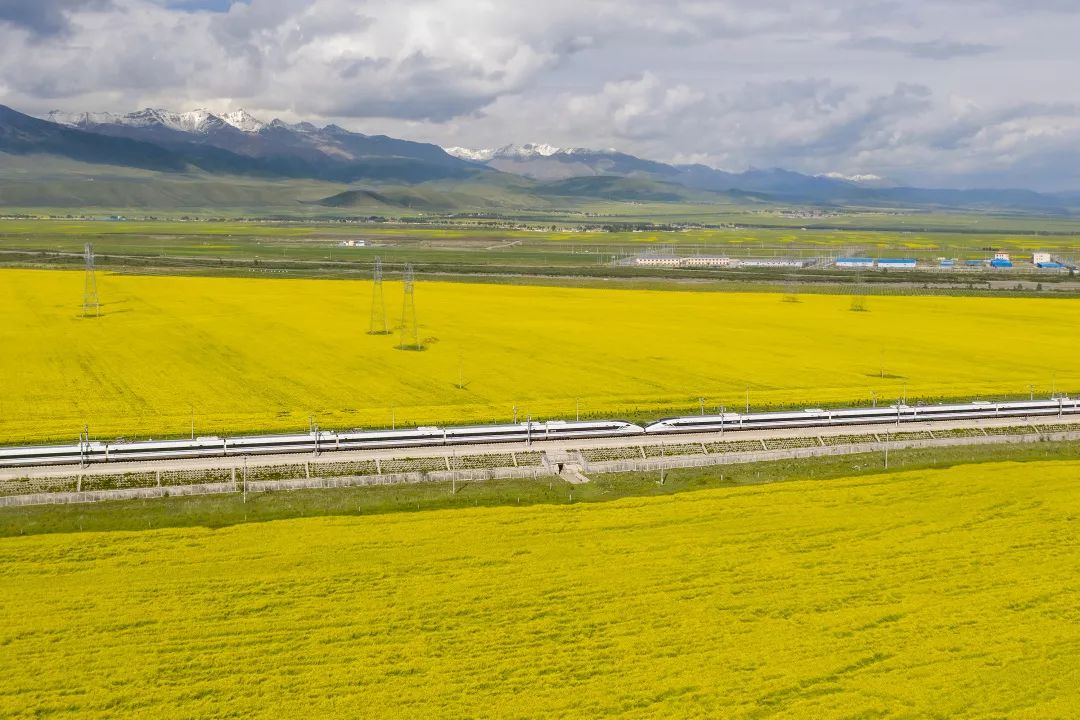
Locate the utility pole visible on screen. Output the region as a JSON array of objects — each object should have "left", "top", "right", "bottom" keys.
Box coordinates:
[
  {"left": 576, "top": 398, "right": 581, "bottom": 422},
  {"left": 659, "top": 442, "right": 666, "bottom": 485},
  {"left": 190, "top": 404, "right": 194, "bottom": 440},
  {"left": 699, "top": 397, "right": 705, "bottom": 416},
  {"left": 745, "top": 386, "right": 750, "bottom": 414},
  {"left": 79, "top": 424, "right": 89, "bottom": 468}
]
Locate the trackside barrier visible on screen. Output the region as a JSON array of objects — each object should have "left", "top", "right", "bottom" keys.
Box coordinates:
[
  {"left": 3, "top": 429, "right": 1080, "bottom": 507},
  {"left": 579, "top": 431, "right": 1080, "bottom": 475},
  {"left": 0, "top": 465, "right": 558, "bottom": 507}
]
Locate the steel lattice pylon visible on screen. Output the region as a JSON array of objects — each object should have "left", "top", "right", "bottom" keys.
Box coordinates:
[
  {"left": 82, "top": 243, "right": 100, "bottom": 318},
  {"left": 368, "top": 257, "right": 390, "bottom": 335},
  {"left": 398, "top": 263, "right": 423, "bottom": 351}
]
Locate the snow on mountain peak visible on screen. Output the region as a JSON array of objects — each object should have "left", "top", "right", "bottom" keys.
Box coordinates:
[
  {"left": 168, "top": 109, "right": 219, "bottom": 133},
  {"left": 220, "top": 109, "right": 265, "bottom": 133},
  {"left": 444, "top": 143, "right": 566, "bottom": 161},
  {"left": 47, "top": 110, "right": 121, "bottom": 127},
  {"left": 46, "top": 107, "right": 267, "bottom": 134},
  {"left": 818, "top": 171, "right": 887, "bottom": 185},
  {"left": 443, "top": 146, "right": 496, "bottom": 161},
  {"left": 513, "top": 143, "right": 562, "bottom": 157}
]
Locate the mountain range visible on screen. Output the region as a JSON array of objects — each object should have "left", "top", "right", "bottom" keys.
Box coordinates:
[
  {"left": 2, "top": 105, "right": 472, "bottom": 185},
  {"left": 2, "top": 103, "right": 1079, "bottom": 213}
]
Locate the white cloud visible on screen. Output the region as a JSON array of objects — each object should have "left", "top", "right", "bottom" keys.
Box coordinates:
[{"left": 2, "top": 0, "right": 1080, "bottom": 188}]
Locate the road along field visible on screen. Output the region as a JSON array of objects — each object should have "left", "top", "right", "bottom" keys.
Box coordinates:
[
  {"left": 1, "top": 268, "right": 1079, "bottom": 444},
  {"left": 1, "top": 459, "right": 1077, "bottom": 718}
]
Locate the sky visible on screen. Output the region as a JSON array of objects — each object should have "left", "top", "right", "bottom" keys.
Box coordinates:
[{"left": 2, "top": 0, "right": 1080, "bottom": 190}]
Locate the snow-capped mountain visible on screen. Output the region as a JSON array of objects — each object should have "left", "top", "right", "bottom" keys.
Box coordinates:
[
  {"left": 817, "top": 172, "right": 891, "bottom": 187},
  {"left": 48, "top": 107, "right": 250, "bottom": 134},
  {"left": 440, "top": 140, "right": 900, "bottom": 196},
  {"left": 3, "top": 103, "right": 1074, "bottom": 211},
  {"left": 444, "top": 142, "right": 682, "bottom": 181},
  {"left": 220, "top": 110, "right": 266, "bottom": 133},
  {"left": 445, "top": 143, "right": 605, "bottom": 162},
  {"left": 45, "top": 110, "right": 122, "bottom": 127},
  {"left": 32, "top": 106, "right": 476, "bottom": 182},
  {"left": 444, "top": 146, "right": 496, "bottom": 162}
]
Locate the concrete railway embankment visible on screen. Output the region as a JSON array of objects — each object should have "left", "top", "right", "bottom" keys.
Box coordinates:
[{"left": 2, "top": 416, "right": 1078, "bottom": 507}]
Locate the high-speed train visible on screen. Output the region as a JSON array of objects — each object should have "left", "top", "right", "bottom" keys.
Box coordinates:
[
  {"left": 644, "top": 397, "right": 1080, "bottom": 434},
  {"left": 1, "top": 398, "right": 1077, "bottom": 469},
  {"left": 0, "top": 420, "right": 644, "bottom": 468}
]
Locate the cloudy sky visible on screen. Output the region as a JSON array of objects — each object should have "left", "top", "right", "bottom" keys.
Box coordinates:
[{"left": 3, "top": 0, "right": 1080, "bottom": 189}]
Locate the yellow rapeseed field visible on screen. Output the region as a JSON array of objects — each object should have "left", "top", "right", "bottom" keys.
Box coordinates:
[
  {"left": 1, "top": 460, "right": 1077, "bottom": 717},
  {"left": 1, "top": 268, "right": 1079, "bottom": 442}
]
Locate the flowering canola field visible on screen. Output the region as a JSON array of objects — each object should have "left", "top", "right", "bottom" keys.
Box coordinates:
[
  {"left": 1, "top": 460, "right": 1077, "bottom": 718},
  {"left": 1, "top": 268, "right": 1079, "bottom": 443}
]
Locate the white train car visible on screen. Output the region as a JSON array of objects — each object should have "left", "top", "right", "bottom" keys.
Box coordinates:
[
  {"left": 0, "top": 399, "right": 1075, "bottom": 469},
  {"left": 644, "top": 398, "right": 1079, "bottom": 435}
]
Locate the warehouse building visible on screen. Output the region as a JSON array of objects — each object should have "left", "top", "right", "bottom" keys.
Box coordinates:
[
  {"left": 836, "top": 257, "right": 874, "bottom": 268},
  {"left": 876, "top": 258, "right": 917, "bottom": 269}
]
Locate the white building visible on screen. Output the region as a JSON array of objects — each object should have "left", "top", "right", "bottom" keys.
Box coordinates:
[
  {"left": 682, "top": 256, "right": 735, "bottom": 267},
  {"left": 634, "top": 257, "right": 681, "bottom": 267},
  {"left": 738, "top": 259, "right": 813, "bottom": 268},
  {"left": 836, "top": 257, "right": 875, "bottom": 268},
  {"left": 1033, "top": 252, "right": 1052, "bottom": 265}
]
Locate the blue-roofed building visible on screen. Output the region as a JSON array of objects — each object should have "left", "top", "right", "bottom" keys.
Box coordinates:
[
  {"left": 990, "top": 258, "right": 1013, "bottom": 268},
  {"left": 940, "top": 259, "right": 956, "bottom": 268},
  {"left": 1037, "top": 261, "right": 1066, "bottom": 269}
]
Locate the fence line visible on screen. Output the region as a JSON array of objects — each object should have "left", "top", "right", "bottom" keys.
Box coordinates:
[
  {"left": 581, "top": 431, "right": 1080, "bottom": 474},
  {"left": 0, "top": 464, "right": 557, "bottom": 507}
]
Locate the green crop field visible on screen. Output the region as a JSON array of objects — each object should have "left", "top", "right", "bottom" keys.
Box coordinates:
[
  {"left": 3, "top": 218, "right": 1080, "bottom": 260},
  {"left": 1, "top": 459, "right": 1076, "bottom": 718},
  {"left": 2, "top": 268, "right": 1079, "bottom": 444}
]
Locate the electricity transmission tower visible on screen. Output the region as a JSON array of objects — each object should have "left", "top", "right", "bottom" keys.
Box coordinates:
[
  {"left": 82, "top": 243, "right": 100, "bottom": 318},
  {"left": 782, "top": 281, "right": 800, "bottom": 303},
  {"left": 368, "top": 257, "right": 390, "bottom": 335},
  {"left": 849, "top": 273, "right": 868, "bottom": 312},
  {"left": 398, "top": 264, "right": 423, "bottom": 351}
]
